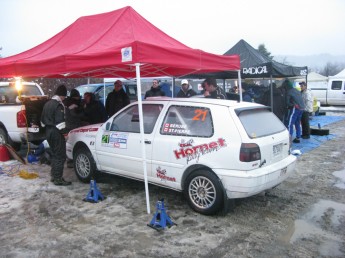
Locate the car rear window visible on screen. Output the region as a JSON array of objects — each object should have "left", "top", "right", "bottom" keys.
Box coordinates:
[
  {"left": 161, "top": 105, "right": 213, "bottom": 137},
  {"left": 0, "top": 84, "right": 42, "bottom": 103},
  {"left": 237, "top": 108, "right": 286, "bottom": 138}
]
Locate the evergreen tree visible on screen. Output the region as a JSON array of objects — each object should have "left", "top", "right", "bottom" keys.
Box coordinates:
[{"left": 258, "top": 44, "right": 273, "bottom": 60}]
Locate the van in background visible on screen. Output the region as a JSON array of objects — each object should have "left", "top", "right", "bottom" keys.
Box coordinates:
[
  {"left": 309, "top": 78, "right": 345, "bottom": 106},
  {"left": 75, "top": 82, "right": 137, "bottom": 105}
]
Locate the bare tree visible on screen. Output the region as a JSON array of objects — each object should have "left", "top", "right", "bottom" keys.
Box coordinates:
[{"left": 319, "top": 62, "right": 345, "bottom": 76}]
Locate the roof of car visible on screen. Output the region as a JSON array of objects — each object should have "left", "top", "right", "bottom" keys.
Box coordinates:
[{"left": 143, "top": 96, "right": 264, "bottom": 108}]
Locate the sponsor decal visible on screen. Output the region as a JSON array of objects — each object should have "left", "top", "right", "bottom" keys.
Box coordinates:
[
  {"left": 174, "top": 138, "right": 227, "bottom": 163},
  {"left": 102, "top": 134, "right": 109, "bottom": 144},
  {"left": 300, "top": 69, "right": 308, "bottom": 76},
  {"left": 121, "top": 47, "right": 132, "bottom": 62},
  {"left": 243, "top": 66, "right": 268, "bottom": 75},
  {"left": 156, "top": 167, "right": 176, "bottom": 182},
  {"left": 101, "top": 132, "right": 128, "bottom": 149},
  {"left": 71, "top": 127, "right": 99, "bottom": 133},
  {"left": 163, "top": 123, "right": 190, "bottom": 134}
]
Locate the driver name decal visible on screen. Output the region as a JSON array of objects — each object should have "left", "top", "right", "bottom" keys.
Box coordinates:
[
  {"left": 174, "top": 138, "right": 227, "bottom": 163},
  {"left": 163, "top": 123, "right": 190, "bottom": 134}
]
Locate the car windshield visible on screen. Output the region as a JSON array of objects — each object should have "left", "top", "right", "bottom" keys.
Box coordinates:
[
  {"left": 237, "top": 108, "right": 286, "bottom": 138},
  {"left": 75, "top": 85, "right": 101, "bottom": 96}
]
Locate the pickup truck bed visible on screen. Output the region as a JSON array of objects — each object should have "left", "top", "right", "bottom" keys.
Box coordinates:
[{"left": 0, "top": 82, "right": 47, "bottom": 149}]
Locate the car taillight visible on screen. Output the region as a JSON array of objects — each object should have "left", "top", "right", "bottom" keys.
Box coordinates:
[
  {"left": 17, "top": 110, "right": 27, "bottom": 128},
  {"left": 239, "top": 143, "right": 261, "bottom": 162}
]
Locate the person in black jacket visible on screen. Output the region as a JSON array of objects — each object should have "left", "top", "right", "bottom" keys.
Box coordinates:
[
  {"left": 260, "top": 83, "right": 287, "bottom": 122},
  {"left": 144, "top": 79, "right": 165, "bottom": 99},
  {"left": 203, "top": 78, "right": 227, "bottom": 99},
  {"left": 105, "top": 80, "right": 130, "bottom": 118},
  {"left": 83, "top": 92, "right": 107, "bottom": 124},
  {"left": 41, "top": 84, "right": 71, "bottom": 186},
  {"left": 177, "top": 79, "right": 197, "bottom": 98},
  {"left": 63, "top": 89, "right": 89, "bottom": 132}
]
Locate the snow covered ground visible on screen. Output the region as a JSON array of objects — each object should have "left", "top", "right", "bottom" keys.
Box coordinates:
[{"left": 1, "top": 117, "right": 345, "bottom": 257}]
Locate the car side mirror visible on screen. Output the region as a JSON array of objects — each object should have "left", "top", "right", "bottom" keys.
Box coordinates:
[{"left": 105, "top": 122, "right": 111, "bottom": 131}]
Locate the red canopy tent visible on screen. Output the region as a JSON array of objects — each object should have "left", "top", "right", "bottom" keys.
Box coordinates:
[
  {"left": 0, "top": 6, "right": 240, "bottom": 213},
  {"left": 0, "top": 6, "right": 239, "bottom": 78}
]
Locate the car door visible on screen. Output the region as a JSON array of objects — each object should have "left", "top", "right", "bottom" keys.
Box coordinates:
[
  {"left": 95, "top": 103, "right": 163, "bottom": 180},
  {"left": 150, "top": 104, "right": 216, "bottom": 190}
]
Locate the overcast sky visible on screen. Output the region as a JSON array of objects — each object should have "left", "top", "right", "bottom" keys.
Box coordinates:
[{"left": 1, "top": 0, "right": 344, "bottom": 58}]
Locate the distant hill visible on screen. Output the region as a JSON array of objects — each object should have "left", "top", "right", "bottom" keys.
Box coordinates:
[{"left": 274, "top": 54, "right": 345, "bottom": 69}]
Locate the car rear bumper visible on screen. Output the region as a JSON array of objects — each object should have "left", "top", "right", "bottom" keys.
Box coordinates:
[{"left": 215, "top": 155, "right": 297, "bottom": 199}]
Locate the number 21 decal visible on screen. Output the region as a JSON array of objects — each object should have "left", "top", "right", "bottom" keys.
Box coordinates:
[{"left": 192, "top": 109, "right": 208, "bottom": 121}]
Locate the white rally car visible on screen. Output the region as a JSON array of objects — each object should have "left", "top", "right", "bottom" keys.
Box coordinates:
[{"left": 66, "top": 97, "right": 296, "bottom": 215}]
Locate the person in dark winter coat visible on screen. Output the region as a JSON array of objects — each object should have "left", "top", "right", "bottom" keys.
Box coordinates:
[
  {"left": 203, "top": 78, "right": 227, "bottom": 99},
  {"left": 63, "top": 89, "right": 89, "bottom": 132},
  {"left": 144, "top": 79, "right": 166, "bottom": 99},
  {"left": 177, "top": 79, "right": 197, "bottom": 98},
  {"left": 105, "top": 80, "right": 130, "bottom": 118},
  {"left": 283, "top": 80, "right": 305, "bottom": 143},
  {"left": 41, "top": 84, "right": 71, "bottom": 186},
  {"left": 83, "top": 92, "right": 107, "bottom": 124},
  {"left": 260, "top": 83, "right": 287, "bottom": 122},
  {"left": 63, "top": 88, "right": 89, "bottom": 168}
]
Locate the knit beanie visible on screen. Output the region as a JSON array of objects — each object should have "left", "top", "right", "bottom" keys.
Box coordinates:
[
  {"left": 70, "top": 89, "right": 80, "bottom": 98},
  {"left": 55, "top": 84, "right": 67, "bottom": 97}
]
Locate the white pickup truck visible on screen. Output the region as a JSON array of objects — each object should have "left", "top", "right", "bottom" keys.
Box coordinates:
[
  {"left": 0, "top": 81, "right": 48, "bottom": 149},
  {"left": 310, "top": 77, "right": 345, "bottom": 105}
]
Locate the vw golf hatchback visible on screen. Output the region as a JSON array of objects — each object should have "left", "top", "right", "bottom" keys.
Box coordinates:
[{"left": 66, "top": 97, "right": 296, "bottom": 215}]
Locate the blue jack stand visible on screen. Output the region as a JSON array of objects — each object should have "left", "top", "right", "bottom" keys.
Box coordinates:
[
  {"left": 83, "top": 180, "right": 105, "bottom": 203},
  {"left": 147, "top": 199, "right": 176, "bottom": 231}
]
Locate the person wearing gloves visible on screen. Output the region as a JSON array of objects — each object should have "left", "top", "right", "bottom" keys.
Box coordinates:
[
  {"left": 177, "top": 79, "right": 197, "bottom": 98},
  {"left": 41, "top": 84, "right": 71, "bottom": 186}
]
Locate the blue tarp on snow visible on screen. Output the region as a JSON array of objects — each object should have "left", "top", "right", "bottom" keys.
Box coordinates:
[{"left": 292, "top": 115, "right": 345, "bottom": 154}]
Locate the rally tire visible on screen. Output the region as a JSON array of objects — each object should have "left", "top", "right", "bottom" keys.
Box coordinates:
[
  {"left": 184, "top": 170, "right": 224, "bottom": 215},
  {"left": 73, "top": 147, "right": 97, "bottom": 183},
  {"left": 310, "top": 128, "right": 329, "bottom": 136}
]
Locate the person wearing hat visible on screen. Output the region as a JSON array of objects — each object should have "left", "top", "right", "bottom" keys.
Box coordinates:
[
  {"left": 41, "top": 84, "right": 71, "bottom": 186},
  {"left": 105, "top": 80, "right": 130, "bottom": 118},
  {"left": 283, "top": 79, "right": 305, "bottom": 143},
  {"left": 63, "top": 88, "right": 89, "bottom": 132},
  {"left": 299, "top": 81, "right": 313, "bottom": 139},
  {"left": 177, "top": 79, "right": 197, "bottom": 98}
]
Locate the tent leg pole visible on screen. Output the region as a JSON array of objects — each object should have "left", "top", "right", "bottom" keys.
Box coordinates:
[
  {"left": 135, "top": 63, "right": 151, "bottom": 214},
  {"left": 270, "top": 75, "right": 273, "bottom": 113},
  {"left": 238, "top": 70, "right": 242, "bottom": 102}
]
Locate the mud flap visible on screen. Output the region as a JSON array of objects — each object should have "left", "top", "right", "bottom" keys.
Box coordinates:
[{"left": 218, "top": 182, "right": 235, "bottom": 216}]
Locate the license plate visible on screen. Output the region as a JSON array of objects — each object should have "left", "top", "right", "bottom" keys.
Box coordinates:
[{"left": 273, "top": 143, "right": 283, "bottom": 156}]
